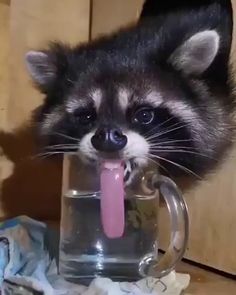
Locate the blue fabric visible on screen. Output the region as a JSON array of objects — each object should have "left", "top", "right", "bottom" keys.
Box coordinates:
[{"left": 0, "top": 216, "right": 83, "bottom": 295}]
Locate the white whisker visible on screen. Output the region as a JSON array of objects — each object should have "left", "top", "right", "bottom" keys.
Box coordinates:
[
  {"left": 149, "top": 149, "right": 215, "bottom": 160},
  {"left": 45, "top": 144, "right": 79, "bottom": 151},
  {"left": 148, "top": 139, "right": 193, "bottom": 145},
  {"left": 146, "top": 123, "right": 190, "bottom": 141},
  {"left": 145, "top": 122, "right": 182, "bottom": 141},
  {"left": 53, "top": 132, "right": 79, "bottom": 142},
  {"left": 139, "top": 155, "right": 169, "bottom": 175},
  {"left": 31, "top": 151, "right": 64, "bottom": 160},
  {"left": 149, "top": 145, "right": 196, "bottom": 151},
  {"left": 144, "top": 115, "right": 178, "bottom": 137},
  {"left": 149, "top": 153, "right": 202, "bottom": 179},
  {"left": 32, "top": 150, "right": 76, "bottom": 160}
]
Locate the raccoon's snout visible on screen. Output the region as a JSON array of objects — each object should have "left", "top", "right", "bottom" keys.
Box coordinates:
[{"left": 91, "top": 126, "right": 127, "bottom": 153}]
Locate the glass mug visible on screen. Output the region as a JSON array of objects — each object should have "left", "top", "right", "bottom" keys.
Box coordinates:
[{"left": 59, "top": 155, "right": 189, "bottom": 285}]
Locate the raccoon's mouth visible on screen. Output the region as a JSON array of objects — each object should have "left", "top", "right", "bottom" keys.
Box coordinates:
[
  {"left": 123, "top": 160, "right": 139, "bottom": 185},
  {"left": 78, "top": 130, "right": 150, "bottom": 185},
  {"left": 86, "top": 157, "right": 139, "bottom": 185}
]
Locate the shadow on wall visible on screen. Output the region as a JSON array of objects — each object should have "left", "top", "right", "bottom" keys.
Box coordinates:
[{"left": 0, "top": 122, "right": 62, "bottom": 221}]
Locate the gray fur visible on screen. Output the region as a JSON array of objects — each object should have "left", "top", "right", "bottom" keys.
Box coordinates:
[{"left": 169, "top": 30, "right": 220, "bottom": 75}]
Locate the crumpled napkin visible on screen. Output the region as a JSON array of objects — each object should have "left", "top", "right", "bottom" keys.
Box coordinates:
[{"left": 0, "top": 216, "right": 190, "bottom": 294}]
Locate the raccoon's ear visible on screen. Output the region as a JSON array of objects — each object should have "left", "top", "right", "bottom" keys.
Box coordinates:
[
  {"left": 25, "top": 50, "right": 57, "bottom": 90},
  {"left": 168, "top": 30, "right": 220, "bottom": 76}
]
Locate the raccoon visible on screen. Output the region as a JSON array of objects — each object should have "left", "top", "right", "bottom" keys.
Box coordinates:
[{"left": 25, "top": 2, "right": 235, "bottom": 185}]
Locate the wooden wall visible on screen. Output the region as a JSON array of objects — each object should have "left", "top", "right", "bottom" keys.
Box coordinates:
[
  {"left": 0, "top": 0, "right": 11, "bottom": 218},
  {"left": 0, "top": 0, "right": 90, "bottom": 220}
]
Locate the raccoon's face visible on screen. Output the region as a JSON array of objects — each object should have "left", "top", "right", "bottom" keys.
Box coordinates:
[{"left": 25, "top": 17, "right": 234, "bottom": 184}]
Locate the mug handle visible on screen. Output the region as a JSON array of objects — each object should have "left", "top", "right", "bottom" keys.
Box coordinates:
[{"left": 139, "top": 174, "right": 189, "bottom": 278}]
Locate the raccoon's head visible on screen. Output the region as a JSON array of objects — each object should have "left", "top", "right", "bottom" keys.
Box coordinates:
[{"left": 25, "top": 8, "right": 235, "bottom": 185}]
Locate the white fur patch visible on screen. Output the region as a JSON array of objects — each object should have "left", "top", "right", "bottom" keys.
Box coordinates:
[
  {"left": 90, "top": 89, "right": 102, "bottom": 111},
  {"left": 145, "top": 91, "right": 163, "bottom": 107},
  {"left": 66, "top": 97, "right": 88, "bottom": 113},
  {"left": 66, "top": 89, "right": 102, "bottom": 113},
  {"left": 118, "top": 88, "right": 130, "bottom": 111},
  {"left": 41, "top": 106, "right": 64, "bottom": 134},
  {"left": 164, "top": 100, "right": 198, "bottom": 122},
  {"left": 79, "top": 131, "right": 97, "bottom": 163},
  {"left": 122, "top": 130, "right": 149, "bottom": 166},
  {"left": 163, "top": 99, "right": 205, "bottom": 144}
]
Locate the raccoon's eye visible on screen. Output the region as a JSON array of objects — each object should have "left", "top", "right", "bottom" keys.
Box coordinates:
[
  {"left": 133, "top": 107, "right": 155, "bottom": 125},
  {"left": 74, "top": 108, "right": 97, "bottom": 125}
]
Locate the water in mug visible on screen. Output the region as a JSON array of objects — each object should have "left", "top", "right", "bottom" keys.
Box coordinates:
[{"left": 59, "top": 191, "right": 159, "bottom": 285}]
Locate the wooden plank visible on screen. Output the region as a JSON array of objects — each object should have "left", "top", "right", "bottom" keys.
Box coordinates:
[
  {"left": 159, "top": 0, "right": 236, "bottom": 275},
  {"left": 91, "top": 0, "right": 144, "bottom": 38},
  {"left": 158, "top": 150, "right": 236, "bottom": 275},
  {"left": 0, "top": 0, "right": 9, "bottom": 131},
  {"left": 9, "top": 0, "right": 90, "bottom": 128},
  {"left": 0, "top": 0, "right": 11, "bottom": 218},
  {"left": 0, "top": 0, "right": 90, "bottom": 220},
  {"left": 90, "top": 0, "right": 236, "bottom": 274}
]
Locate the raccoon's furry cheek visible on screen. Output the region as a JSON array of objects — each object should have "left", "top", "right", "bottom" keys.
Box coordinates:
[
  {"left": 37, "top": 106, "right": 65, "bottom": 136},
  {"left": 122, "top": 130, "right": 150, "bottom": 166},
  {"left": 78, "top": 131, "right": 98, "bottom": 163}
]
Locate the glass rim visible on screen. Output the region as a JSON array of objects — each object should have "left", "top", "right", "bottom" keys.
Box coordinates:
[{"left": 64, "top": 189, "right": 158, "bottom": 200}]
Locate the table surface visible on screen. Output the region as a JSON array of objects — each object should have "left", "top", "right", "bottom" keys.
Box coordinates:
[{"left": 177, "top": 261, "right": 236, "bottom": 294}]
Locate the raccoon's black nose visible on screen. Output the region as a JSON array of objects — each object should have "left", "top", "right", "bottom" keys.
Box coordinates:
[{"left": 91, "top": 126, "right": 127, "bottom": 152}]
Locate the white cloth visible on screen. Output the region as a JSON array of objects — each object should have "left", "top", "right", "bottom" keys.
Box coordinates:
[{"left": 80, "top": 272, "right": 190, "bottom": 295}]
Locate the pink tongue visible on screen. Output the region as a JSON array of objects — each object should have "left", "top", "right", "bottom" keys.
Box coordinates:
[{"left": 100, "top": 160, "right": 125, "bottom": 239}]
